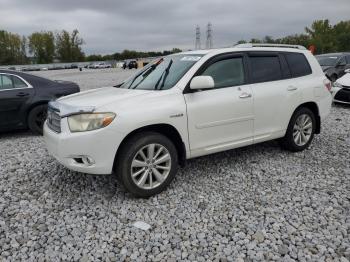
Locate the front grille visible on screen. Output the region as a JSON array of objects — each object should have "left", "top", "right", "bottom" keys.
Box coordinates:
[{"left": 47, "top": 107, "right": 61, "bottom": 133}]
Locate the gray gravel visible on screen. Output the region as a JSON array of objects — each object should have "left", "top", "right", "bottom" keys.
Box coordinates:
[{"left": 0, "top": 69, "right": 350, "bottom": 261}]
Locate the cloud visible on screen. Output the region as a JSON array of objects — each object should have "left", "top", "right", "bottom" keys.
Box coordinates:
[{"left": 0, "top": 0, "right": 349, "bottom": 54}]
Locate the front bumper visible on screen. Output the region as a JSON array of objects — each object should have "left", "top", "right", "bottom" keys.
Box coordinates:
[
  {"left": 43, "top": 119, "right": 124, "bottom": 175},
  {"left": 332, "top": 87, "right": 350, "bottom": 104}
]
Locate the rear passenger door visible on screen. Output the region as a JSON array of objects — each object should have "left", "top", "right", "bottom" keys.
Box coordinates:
[{"left": 248, "top": 52, "right": 303, "bottom": 143}]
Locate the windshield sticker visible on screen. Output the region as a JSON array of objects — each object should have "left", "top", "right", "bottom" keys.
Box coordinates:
[{"left": 180, "top": 56, "right": 202, "bottom": 62}]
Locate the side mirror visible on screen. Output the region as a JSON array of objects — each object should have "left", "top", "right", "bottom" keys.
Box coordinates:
[
  {"left": 344, "top": 68, "right": 350, "bottom": 74},
  {"left": 190, "top": 76, "right": 215, "bottom": 90}
]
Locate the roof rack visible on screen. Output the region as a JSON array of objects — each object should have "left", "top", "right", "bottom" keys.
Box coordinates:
[{"left": 235, "top": 43, "right": 307, "bottom": 50}]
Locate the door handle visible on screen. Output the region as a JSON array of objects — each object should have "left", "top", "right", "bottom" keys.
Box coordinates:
[
  {"left": 287, "top": 86, "right": 298, "bottom": 91},
  {"left": 239, "top": 92, "right": 252, "bottom": 99},
  {"left": 16, "top": 92, "right": 29, "bottom": 97}
]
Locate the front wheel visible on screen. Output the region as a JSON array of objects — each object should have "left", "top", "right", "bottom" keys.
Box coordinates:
[
  {"left": 116, "top": 132, "right": 178, "bottom": 198},
  {"left": 281, "top": 107, "right": 316, "bottom": 152}
]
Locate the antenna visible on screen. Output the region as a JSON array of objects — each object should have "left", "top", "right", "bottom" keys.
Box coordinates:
[
  {"left": 195, "top": 25, "right": 201, "bottom": 50},
  {"left": 206, "top": 22, "right": 213, "bottom": 49}
]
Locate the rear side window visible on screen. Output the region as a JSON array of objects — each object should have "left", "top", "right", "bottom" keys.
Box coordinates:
[
  {"left": 249, "top": 56, "right": 282, "bottom": 83},
  {"left": 12, "top": 76, "right": 28, "bottom": 88},
  {"left": 284, "top": 53, "right": 312, "bottom": 77},
  {"left": 201, "top": 57, "right": 245, "bottom": 88}
]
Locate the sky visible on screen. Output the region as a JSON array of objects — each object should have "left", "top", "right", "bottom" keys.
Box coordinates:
[{"left": 0, "top": 0, "right": 349, "bottom": 55}]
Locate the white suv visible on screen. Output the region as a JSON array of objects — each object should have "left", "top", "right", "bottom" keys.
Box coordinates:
[{"left": 44, "top": 44, "right": 332, "bottom": 197}]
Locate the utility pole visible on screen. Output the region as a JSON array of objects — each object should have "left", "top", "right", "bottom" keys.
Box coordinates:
[
  {"left": 206, "top": 22, "right": 213, "bottom": 49},
  {"left": 195, "top": 25, "right": 201, "bottom": 50}
]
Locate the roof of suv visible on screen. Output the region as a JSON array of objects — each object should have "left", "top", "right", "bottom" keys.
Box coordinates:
[{"left": 181, "top": 45, "right": 310, "bottom": 56}]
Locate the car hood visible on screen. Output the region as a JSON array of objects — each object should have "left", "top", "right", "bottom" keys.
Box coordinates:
[
  {"left": 57, "top": 86, "right": 151, "bottom": 109},
  {"left": 336, "top": 73, "right": 350, "bottom": 86}
]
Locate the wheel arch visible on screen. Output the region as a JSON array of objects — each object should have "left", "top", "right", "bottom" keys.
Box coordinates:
[
  {"left": 293, "top": 102, "right": 321, "bottom": 134},
  {"left": 113, "top": 123, "right": 187, "bottom": 171},
  {"left": 25, "top": 100, "right": 50, "bottom": 125}
]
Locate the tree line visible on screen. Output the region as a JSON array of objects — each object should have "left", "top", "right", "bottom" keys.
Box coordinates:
[
  {"left": 0, "top": 29, "right": 85, "bottom": 65},
  {"left": 236, "top": 20, "right": 350, "bottom": 54},
  {"left": 85, "top": 48, "right": 182, "bottom": 62}
]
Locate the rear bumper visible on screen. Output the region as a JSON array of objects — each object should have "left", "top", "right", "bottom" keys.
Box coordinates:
[
  {"left": 43, "top": 119, "right": 124, "bottom": 175},
  {"left": 317, "top": 93, "right": 333, "bottom": 121}
]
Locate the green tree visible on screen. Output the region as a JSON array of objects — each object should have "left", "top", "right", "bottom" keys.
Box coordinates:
[
  {"left": 332, "top": 21, "right": 350, "bottom": 52},
  {"left": 0, "top": 30, "right": 28, "bottom": 65},
  {"left": 28, "top": 31, "right": 55, "bottom": 64},
  {"left": 55, "top": 29, "right": 85, "bottom": 62},
  {"left": 305, "top": 19, "right": 334, "bottom": 54}
]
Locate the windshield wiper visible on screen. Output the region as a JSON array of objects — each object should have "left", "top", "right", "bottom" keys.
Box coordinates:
[
  {"left": 125, "top": 63, "right": 160, "bottom": 89},
  {"left": 154, "top": 59, "right": 173, "bottom": 90}
]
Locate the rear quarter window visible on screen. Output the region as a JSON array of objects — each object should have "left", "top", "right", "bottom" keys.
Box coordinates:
[{"left": 284, "top": 53, "right": 312, "bottom": 77}]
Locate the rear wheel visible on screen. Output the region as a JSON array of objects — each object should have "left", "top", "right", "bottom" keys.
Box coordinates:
[
  {"left": 281, "top": 107, "right": 316, "bottom": 152},
  {"left": 116, "top": 132, "right": 178, "bottom": 198},
  {"left": 27, "top": 105, "right": 47, "bottom": 135}
]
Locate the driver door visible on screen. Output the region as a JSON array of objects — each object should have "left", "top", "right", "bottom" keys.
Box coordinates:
[{"left": 184, "top": 54, "right": 254, "bottom": 158}]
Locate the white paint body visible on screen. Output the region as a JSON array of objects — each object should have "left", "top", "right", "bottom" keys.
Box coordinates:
[{"left": 44, "top": 47, "right": 332, "bottom": 174}]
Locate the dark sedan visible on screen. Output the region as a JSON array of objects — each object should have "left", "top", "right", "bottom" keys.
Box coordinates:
[
  {"left": 0, "top": 70, "right": 79, "bottom": 134},
  {"left": 316, "top": 53, "right": 350, "bottom": 82}
]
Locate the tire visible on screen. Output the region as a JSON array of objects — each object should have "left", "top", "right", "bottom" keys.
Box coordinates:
[
  {"left": 27, "top": 104, "right": 48, "bottom": 135},
  {"left": 115, "top": 132, "right": 179, "bottom": 198},
  {"left": 281, "top": 107, "right": 316, "bottom": 152}
]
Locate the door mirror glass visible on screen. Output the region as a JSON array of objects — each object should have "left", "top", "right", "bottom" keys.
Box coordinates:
[
  {"left": 190, "top": 76, "right": 215, "bottom": 90},
  {"left": 345, "top": 68, "right": 350, "bottom": 74}
]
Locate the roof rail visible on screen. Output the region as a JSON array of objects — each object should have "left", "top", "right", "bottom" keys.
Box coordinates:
[{"left": 235, "top": 43, "right": 307, "bottom": 50}]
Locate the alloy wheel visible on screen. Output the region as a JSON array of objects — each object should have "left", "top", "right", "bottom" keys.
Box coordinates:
[
  {"left": 293, "top": 114, "right": 313, "bottom": 146},
  {"left": 131, "top": 143, "right": 171, "bottom": 190}
]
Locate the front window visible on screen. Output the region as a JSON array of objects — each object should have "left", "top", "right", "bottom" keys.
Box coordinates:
[
  {"left": 316, "top": 56, "right": 339, "bottom": 66},
  {"left": 201, "top": 57, "right": 245, "bottom": 88},
  {"left": 120, "top": 54, "right": 203, "bottom": 90}
]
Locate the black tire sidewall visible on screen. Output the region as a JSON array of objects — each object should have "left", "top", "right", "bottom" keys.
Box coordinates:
[
  {"left": 28, "top": 105, "right": 47, "bottom": 135},
  {"left": 283, "top": 107, "right": 316, "bottom": 152},
  {"left": 116, "top": 132, "right": 178, "bottom": 198}
]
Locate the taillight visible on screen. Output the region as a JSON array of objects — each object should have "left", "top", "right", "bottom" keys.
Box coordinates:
[{"left": 323, "top": 79, "right": 332, "bottom": 92}]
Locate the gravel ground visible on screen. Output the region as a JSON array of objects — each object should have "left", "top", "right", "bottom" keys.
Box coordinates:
[{"left": 0, "top": 69, "right": 349, "bottom": 261}]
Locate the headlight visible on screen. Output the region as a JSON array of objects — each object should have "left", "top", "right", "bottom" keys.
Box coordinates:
[{"left": 68, "top": 113, "right": 116, "bottom": 132}]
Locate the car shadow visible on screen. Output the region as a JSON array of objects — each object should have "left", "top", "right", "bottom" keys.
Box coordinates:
[{"left": 0, "top": 129, "right": 37, "bottom": 138}]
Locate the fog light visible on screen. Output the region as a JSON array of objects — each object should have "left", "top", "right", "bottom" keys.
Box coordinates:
[{"left": 73, "top": 156, "right": 95, "bottom": 166}]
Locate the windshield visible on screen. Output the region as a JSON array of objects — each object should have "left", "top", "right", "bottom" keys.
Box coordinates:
[
  {"left": 119, "top": 54, "right": 203, "bottom": 90},
  {"left": 316, "top": 56, "right": 339, "bottom": 66}
]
